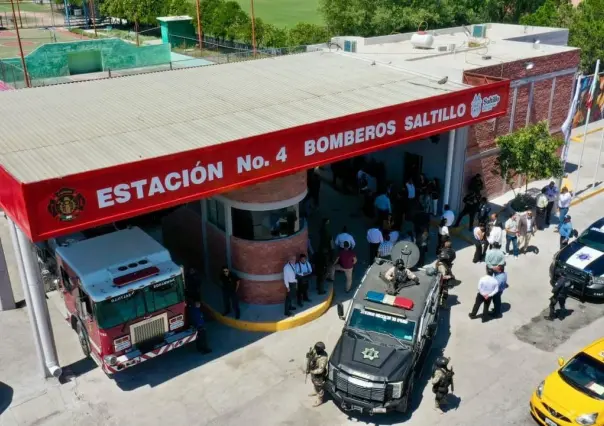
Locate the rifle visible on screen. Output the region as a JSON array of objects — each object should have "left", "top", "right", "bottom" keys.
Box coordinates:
[
  {"left": 305, "top": 347, "right": 314, "bottom": 383},
  {"left": 448, "top": 366, "right": 455, "bottom": 393}
]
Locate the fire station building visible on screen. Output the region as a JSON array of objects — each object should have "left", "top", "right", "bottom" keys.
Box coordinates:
[{"left": 0, "top": 23, "right": 579, "bottom": 338}]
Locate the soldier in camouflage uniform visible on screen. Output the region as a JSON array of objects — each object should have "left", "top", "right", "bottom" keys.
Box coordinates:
[
  {"left": 432, "top": 356, "right": 454, "bottom": 413},
  {"left": 308, "top": 341, "right": 329, "bottom": 407}
]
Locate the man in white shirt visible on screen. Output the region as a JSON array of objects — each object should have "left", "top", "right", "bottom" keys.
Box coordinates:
[
  {"left": 520, "top": 211, "right": 536, "bottom": 254},
  {"left": 283, "top": 256, "right": 298, "bottom": 317},
  {"left": 557, "top": 187, "right": 573, "bottom": 227},
  {"left": 367, "top": 227, "right": 383, "bottom": 263},
  {"left": 334, "top": 226, "right": 356, "bottom": 249},
  {"left": 377, "top": 234, "right": 394, "bottom": 259},
  {"left": 504, "top": 214, "right": 520, "bottom": 258},
  {"left": 468, "top": 274, "right": 499, "bottom": 322},
  {"left": 441, "top": 204, "right": 455, "bottom": 227},
  {"left": 295, "top": 253, "right": 313, "bottom": 306}
]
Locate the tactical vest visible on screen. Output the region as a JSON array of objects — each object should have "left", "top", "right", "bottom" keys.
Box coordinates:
[{"left": 432, "top": 368, "right": 452, "bottom": 393}]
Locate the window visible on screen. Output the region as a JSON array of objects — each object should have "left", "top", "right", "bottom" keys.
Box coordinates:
[
  {"left": 559, "top": 353, "right": 604, "bottom": 400},
  {"left": 207, "top": 199, "right": 226, "bottom": 231},
  {"left": 348, "top": 308, "right": 416, "bottom": 342},
  {"left": 232, "top": 204, "right": 301, "bottom": 241}
]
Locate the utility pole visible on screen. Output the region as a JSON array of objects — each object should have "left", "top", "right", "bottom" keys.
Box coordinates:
[
  {"left": 195, "top": 0, "right": 203, "bottom": 50},
  {"left": 15, "top": 0, "right": 23, "bottom": 29},
  {"left": 250, "top": 0, "right": 256, "bottom": 57},
  {"left": 88, "top": 0, "right": 97, "bottom": 37},
  {"left": 9, "top": 0, "right": 30, "bottom": 88}
]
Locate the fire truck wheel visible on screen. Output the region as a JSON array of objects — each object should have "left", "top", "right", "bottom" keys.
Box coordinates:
[{"left": 77, "top": 323, "right": 91, "bottom": 358}]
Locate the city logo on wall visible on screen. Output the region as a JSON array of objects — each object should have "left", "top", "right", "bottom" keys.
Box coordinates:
[
  {"left": 470, "top": 93, "right": 483, "bottom": 118},
  {"left": 48, "top": 188, "right": 86, "bottom": 222},
  {"left": 470, "top": 93, "right": 502, "bottom": 119}
]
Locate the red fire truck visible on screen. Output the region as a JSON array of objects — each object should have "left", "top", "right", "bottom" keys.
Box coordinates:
[{"left": 46, "top": 226, "right": 197, "bottom": 375}]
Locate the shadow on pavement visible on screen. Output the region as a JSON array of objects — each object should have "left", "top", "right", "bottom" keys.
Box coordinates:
[{"left": 0, "top": 381, "right": 13, "bottom": 416}]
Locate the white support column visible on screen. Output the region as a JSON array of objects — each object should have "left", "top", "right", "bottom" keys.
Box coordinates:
[
  {"left": 0, "top": 236, "right": 15, "bottom": 311},
  {"left": 443, "top": 129, "right": 456, "bottom": 205},
  {"left": 8, "top": 218, "right": 46, "bottom": 377},
  {"left": 15, "top": 225, "right": 62, "bottom": 378}
]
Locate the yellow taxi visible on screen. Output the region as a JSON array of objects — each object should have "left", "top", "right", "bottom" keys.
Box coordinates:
[{"left": 530, "top": 338, "right": 604, "bottom": 426}]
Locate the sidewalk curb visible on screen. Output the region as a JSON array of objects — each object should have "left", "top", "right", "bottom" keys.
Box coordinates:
[
  {"left": 570, "top": 186, "right": 604, "bottom": 206},
  {"left": 202, "top": 285, "right": 334, "bottom": 333},
  {"left": 571, "top": 126, "right": 603, "bottom": 143}
]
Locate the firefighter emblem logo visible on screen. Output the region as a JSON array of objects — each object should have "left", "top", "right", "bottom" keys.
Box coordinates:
[
  {"left": 470, "top": 93, "right": 483, "bottom": 118},
  {"left": 47, "top": 188, "right": 85, "bottom": 222}
]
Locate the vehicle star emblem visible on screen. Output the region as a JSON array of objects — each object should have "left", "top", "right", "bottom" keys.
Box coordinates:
[{"left": 362, "top": 347, "right": 379, "bottom": 361}]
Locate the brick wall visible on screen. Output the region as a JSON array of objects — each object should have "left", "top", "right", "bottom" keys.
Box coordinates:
[
  {"left": 231, "top": 227, "right": 308, "bottom": 275},
  {"left": 206, "top": 223, "right": 227, "bottom": 278},
  {"left": 239, "top": 279, "right": 285, "bottom": 305},
  {"left": 232, "top": 228, "right": 308, "bottom": 304},
  {"left": 462, "top": 50, "right": 580, "bottom": 200},
  {"left": 223, "top": 171, "right": 307, "bottom": 203}
]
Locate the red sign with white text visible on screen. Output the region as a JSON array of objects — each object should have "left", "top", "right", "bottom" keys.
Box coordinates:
[{"left": 10, "top": 80, "right": 509, "bottom": 241}]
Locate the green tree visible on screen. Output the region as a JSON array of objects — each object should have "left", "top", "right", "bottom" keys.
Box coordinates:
[
  {"left": 263, "top": 23, "right": 288, "bottom": 47},
  {"left": 287, "top": 22, "right": 330, "bottom": 46},
  {"left": 519, "top": 0, "right": 574, "bottom": 27},
  {"left": 100, "top": 0, "right": 166, "bottom": 25},
  {"left": 495, "top": 121, "right": 564, "bottom": 194},
  {"left": 569, "top": 0, "right": 604, "bottom": 73}
]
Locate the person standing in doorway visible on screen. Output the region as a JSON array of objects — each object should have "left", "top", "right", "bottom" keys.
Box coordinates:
[
  {"left": 543, "top": 181, "right": 558, "bottom": 226},
  {"left": 188, "top": 300, "right": 212, "bottom": 354},
  {"left": 220, "top": 266, "right": 241, "bottom": 319},
  {"left": 557, "top": 187, "right": 573, "bottom": 227},
  {"left": 313, "top": 247, "right": 329, "bottom": 295},
  {"left": 367, "top": 226, "right": 383, "bottom": 264},
  {"left": 454, "top": 190, "right": 480, "bottom": 231},
  {"left": 429, "top": 178, "right": 441, "bottom": 216},
  {"left": 505, "top": 214, "right": 520, "bottom": 258},
  {"left": 283, "top": 256, "right": 298, "bottom": 317},
  {"left": 468, "top": 274, "right": 499, "bottom": 322},
  {"left": 477, "top": 197, "right": 491, "bottom": 226},
  {"left": 559, "top": 215, "right": 574, "bottom": 249},
  {"left": 468, "top": 173, "right": 485, "bottom": 194},
  {"left": 330, "top": 241, "right": 357, "bottom": 292},
  {"left": 418, "top": 174, "right": 430, "bottom": 212}
]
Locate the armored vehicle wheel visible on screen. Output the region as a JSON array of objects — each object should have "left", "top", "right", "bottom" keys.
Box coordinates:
[{"left": 77, "top": 323, "right": 91, "bottom": 358}]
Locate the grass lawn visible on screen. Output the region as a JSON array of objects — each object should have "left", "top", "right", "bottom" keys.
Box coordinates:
[
  {"left": 234, "top": 0, "right": 322, "bottom": 28},
  {"left": 0, "top": 2, "right": 51, "bottom": 13}
]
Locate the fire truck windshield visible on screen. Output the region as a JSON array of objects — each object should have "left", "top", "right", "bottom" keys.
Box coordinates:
[{"left": 95, "top": 275, "right": 185, "bottom": 330}]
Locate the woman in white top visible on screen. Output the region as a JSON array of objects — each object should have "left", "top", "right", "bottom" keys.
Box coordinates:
[
  {"left": 558, "top": 187, "right": 573, "bottom": 226},
  {"left": 437, "top": 217, "right": 449, "bottom": 255},
  {"left": 487, "top": 222, "right": 506, "bottom": 255}
]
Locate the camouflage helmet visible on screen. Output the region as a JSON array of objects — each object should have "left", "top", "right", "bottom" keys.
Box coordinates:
[
  {"left": 435, "top": 356, "right": 450, "bottom": 368},
  {"left": 314, "top": 341, "right": 326, "bottom": 352}
]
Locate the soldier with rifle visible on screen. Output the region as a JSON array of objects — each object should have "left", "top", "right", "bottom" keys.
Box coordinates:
[
  {"left": 432, "top": 356, "right": 455, "bottom": 413},
  {"left": 306, "top": 342, "right": 329, "bottom": 407}
]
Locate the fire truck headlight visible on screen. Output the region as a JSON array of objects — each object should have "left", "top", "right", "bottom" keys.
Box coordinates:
[{"left": 104, "top": 355, "right": 118, "bottom": 366}]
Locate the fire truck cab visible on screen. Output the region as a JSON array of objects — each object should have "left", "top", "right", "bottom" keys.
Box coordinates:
[{"left": 54, "top": 226, "right": 197, "bottom": 375}]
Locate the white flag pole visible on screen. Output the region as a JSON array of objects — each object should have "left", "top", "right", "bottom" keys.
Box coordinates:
[
  {"left": 559, "top": 74, "right": 582, "bottom": 195},
  {"left": 575, "top": 59, "right": 600, "bottom": 192}
]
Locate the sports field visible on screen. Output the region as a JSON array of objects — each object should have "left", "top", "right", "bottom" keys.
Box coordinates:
[
  {"left": 0, "top": 1, "right": 51, "bottom": 13},
  {"left": 234, "top": 0, "right": 322, "bottom": 28},
  {"left": 0, "top": 28, "right": 86, "bottom": 58}
]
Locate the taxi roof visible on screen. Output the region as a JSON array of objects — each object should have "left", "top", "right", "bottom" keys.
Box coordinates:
[
  {"left": 352, "top": 261, "right": 438, "bottom": 323},
  {"left": 581, "top": 338, "right": 604, "bottom": 361},
  {"left": 55, "top": 227, "right": 181, "bottom": 302}
]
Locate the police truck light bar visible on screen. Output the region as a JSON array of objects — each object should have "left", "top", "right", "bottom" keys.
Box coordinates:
[
  {"left": 366, "top": 291, "right": 414, "bottom": 310},
  {"left": 113, "top": 266, "right": 160, "bottom": 287}
]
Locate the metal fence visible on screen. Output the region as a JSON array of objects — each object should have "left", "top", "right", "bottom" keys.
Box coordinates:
[{"left": 0, "top": 60, "right": 27, "bottom": 88}]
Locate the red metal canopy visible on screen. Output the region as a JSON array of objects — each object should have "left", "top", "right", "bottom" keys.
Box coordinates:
[{"left": 0, "top": 80, "right": 509, "bottom": 242}]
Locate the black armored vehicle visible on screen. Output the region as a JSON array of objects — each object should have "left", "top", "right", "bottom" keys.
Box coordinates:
[{"left": 325, "top": 242, "right": 443, "bottom": 414}]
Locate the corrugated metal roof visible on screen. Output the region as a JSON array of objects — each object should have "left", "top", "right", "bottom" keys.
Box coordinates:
[{"left": 0, "top": 51, "right": 466, "bottom": 183}]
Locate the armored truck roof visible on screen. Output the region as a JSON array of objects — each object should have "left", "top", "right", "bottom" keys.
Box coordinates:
[{"left": 352, "top": 262, "right": 439, "bottom": 323}]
